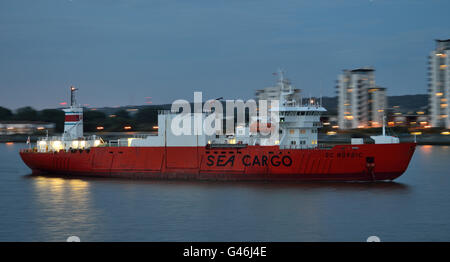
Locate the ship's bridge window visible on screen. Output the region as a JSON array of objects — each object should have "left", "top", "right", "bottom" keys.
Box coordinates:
[
  {"left": 291, "top": 141, "right": 297, "bottom": 145},
  {"left": 289, "top": 129, "right": 295, "bottom": 134}
]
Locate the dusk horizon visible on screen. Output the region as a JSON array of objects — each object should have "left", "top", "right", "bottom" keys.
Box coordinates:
[{"left": 1, "top": 0, "right": 449, "bottom": 110}]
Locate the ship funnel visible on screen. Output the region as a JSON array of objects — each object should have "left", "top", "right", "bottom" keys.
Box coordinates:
[{"left": 63, "top": 86, "right": 83, "bottom": 139}]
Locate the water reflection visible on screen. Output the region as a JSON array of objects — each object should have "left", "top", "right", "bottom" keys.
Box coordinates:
[
  {"left": 27, "top": 172, "right": 410, "bottom": 193},
  {"left": 419, "top": 145, "right": 433, "bottom": 155},
  {"left": 27, "top": 174, "right": 100, "bottom": 241}
]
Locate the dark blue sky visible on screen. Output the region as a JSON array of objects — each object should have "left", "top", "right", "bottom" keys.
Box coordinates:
[{"left": 1, "top": 0, "right": 449, "bottom": 109}]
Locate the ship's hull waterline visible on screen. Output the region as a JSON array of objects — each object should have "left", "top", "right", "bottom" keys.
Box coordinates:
[{"left": 20, "top": 142, "right": 416, "bottom": 182}]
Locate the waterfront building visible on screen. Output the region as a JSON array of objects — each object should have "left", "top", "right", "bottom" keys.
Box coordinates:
[
  {"left": 368, "top": 86, "right": 387, "bottom": 127},
  {"left": 336, "top": 68, "right": 387, "bottom": 129},
  {"left": 255, "top": 72, "right": 301, "bottom": 103},
  {"left": 0, "top": 121, "right": 55, "bottom": 135},
  {"left": 428, "top": 39, "right": 450, "bottom": 128}
]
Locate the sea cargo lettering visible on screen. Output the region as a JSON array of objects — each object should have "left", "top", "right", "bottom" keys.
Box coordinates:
[
  {"left": 325, "top": 152, "right": 363, "bottom": 158},
  {"left": 206, "top": 154, "right": 292, "bottom": 167}
]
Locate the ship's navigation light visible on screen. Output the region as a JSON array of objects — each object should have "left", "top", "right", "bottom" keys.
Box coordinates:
[{"left": 124, "top": 126, "right": 132, "bottom": 130}]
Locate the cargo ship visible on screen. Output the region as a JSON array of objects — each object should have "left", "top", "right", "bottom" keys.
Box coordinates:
[{"left": 20, "top": 75, "right": 416, "bottom": 181}]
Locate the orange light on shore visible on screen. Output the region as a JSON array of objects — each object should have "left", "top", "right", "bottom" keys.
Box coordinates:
[
  {"left": 424, "top": 125, "right": 432, "bottom": 129},
  {"left": 153, "top": 126, "right": 159, "bottom": 129},
  {"left": 59, "top": 102, "right": 67, "bottom": 105},
  {"left": 332, "top": 125, "right": 339, "bottom": 129},
  {"left": 96, "top": 126, "right": 104, "bottom": 130},
  {"left": 441, "top": 131, "right": 450, "bottom": 135},
  {"left": 124, "top": 126, "right": 132, "bottom": 130},
  {"left": 5, "top": 142, "right": 14, "bottom": 145}
]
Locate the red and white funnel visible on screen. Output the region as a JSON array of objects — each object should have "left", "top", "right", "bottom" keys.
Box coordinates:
[{"left": 62, "top": 86, "right": 83, "bottom": 139}]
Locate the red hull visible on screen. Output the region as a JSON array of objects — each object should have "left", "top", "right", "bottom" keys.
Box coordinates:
[{"left": 19, "top": 143, "right": 416, "bottom": 182}]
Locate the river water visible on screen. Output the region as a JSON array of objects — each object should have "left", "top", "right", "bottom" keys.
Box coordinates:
[{"left": 0, "top": 143, "right": 449, "bottom": 241}]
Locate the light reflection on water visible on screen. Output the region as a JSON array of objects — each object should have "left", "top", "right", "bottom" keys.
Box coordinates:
[
  {"left": 30, "top": 176, "right": 100, "bottom": 241},
  {"left": 1, "top": 143, "right": 450, "bottom": 241}
]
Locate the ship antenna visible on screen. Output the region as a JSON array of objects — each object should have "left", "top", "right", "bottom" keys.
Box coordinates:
[{"left": 382, "top": 114, "right": 386, "bottom": 136}]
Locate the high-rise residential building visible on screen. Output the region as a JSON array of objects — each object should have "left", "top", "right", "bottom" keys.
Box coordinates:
[
  {"left": 368, "top": 86, "right": 387, "bottom": 127},
  {"left": 428, "top": 39, "right": 450, "bottom": 128},
  {"left": 255, "top": 71, "right": 301, "bottom": 103},
  {"left": 336, "top": 68, "right": 387, "bottom": 129}
]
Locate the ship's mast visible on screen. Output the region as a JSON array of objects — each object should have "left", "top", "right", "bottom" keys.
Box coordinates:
[{"left": 70, "top": 86, "right": 78, "bottom": 107}]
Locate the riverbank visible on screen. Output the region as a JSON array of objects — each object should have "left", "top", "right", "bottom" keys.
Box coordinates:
[{"left": 317, "top": 133, "right": 450, "bottom": 145}]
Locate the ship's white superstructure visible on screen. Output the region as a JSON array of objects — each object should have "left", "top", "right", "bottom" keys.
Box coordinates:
[{"left": 36, "top": 87, "right": 104, "bottom": 152}]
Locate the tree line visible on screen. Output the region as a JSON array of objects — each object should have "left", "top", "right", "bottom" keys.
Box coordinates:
[{"left": 0, "top": 106, "right": 159, "bottom": 133}]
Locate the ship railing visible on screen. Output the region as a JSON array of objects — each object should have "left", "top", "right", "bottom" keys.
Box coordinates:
[
  {"left": 279, "top": 144, "right": 332, "bottom": 150},
  {"left": 132, "top": 134, "right": 149, "bottom": 139},
  {"left": 279, "top": 145, "right": 310, "bottom": 150},
  {"left": 108, "top": 139, "right": 128, "bottom": 147}
]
